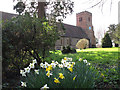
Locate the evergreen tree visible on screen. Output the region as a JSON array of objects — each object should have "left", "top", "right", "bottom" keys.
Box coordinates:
[{"left": 102, "top": 33, "right": 112, "bottom": 48}]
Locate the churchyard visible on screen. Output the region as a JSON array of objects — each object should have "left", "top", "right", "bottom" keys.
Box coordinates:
[{"left": 2, "top": 47, "right": 120, "bottom": 88}]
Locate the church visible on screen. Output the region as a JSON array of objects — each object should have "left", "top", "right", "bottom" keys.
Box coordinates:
[
  {"left": 55, "top": 11, "right": 96, "bottom": 50},
  {"left": 1, "top": 11, "right": 96, "bottom": 50}
]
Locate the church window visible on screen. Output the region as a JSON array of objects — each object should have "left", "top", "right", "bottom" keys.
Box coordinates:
[
  {"left": 61, "top": 39, "right": 62, "bottom": 45},
  {"left": 88, "top": 17, "right": 90, "bottom": 22},
  {"left": 67, "top": 39, "right": 69, "bottom": 45},
  {"left": 79, "top": 17, "right": 82, "bottom": 22}
]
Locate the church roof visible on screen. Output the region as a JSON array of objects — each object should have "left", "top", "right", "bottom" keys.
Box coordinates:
[
  {"left": 61, "top": 24, "right": 89, "bottom": 39},
  {"left": 0, "top": 11, "right": 17, "bottom": 21}
]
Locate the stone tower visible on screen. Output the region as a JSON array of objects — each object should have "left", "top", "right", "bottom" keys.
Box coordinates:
[{"left": 76, "top": 11, "right": 96, "bottom": 47}]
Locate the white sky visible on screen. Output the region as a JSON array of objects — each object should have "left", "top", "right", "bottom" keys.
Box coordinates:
[{"left": 0, "top": 0, "right": 119, "bottom": 42}]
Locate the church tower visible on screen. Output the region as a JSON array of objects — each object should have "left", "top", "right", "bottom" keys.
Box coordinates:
[{"left": 76, "top": 11, "right": 96, "bottom": 47}]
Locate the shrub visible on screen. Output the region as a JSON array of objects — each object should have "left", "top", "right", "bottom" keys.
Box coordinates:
[
  {"left": 19, "top": 57, "right": 100, "bottom": 88},
  {"left": 62, "top": 46, "right": 76, "bottom": 54},
  {"left": 76, "top": 38, "right": 89, "bottom": 49},
  {"left": 102, "top": 33, "right": 112, "bottom": 48}
]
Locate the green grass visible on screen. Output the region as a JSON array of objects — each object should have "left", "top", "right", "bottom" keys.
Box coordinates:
[{"left": 46, "top": 47, "right": 120, "bottom": 88}]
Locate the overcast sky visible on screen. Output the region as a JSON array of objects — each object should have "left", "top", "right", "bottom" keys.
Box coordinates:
[{"left": 0, "top": 0, "right": 119, "bottom": 42}]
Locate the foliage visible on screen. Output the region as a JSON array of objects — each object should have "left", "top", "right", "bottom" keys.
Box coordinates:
[
  {"left": 108, "top": 24, "right": 120, "bottom": 45},
  {"left": 76, "top": 38, "right": 89, "bottom": 49},
  {"left": 20, "top": 57, "right": 99, "bottom": 88},
  {"left": 2, "top": 13, "right": 60, "bottom": 76},
  {"left": 62, "top": 46, "right": 76, "bottom": 54},
  {"left": 45, "top": 48, "right": 119, "bottom": 88},
  {"left": 13, "top": 0, "right": 74, "bottom": 21},
  {"left": 102, "top": 33, "right": 112, "bottom": 48}
]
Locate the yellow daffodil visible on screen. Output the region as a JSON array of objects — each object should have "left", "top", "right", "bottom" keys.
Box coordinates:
[
  {"left": 59, "top": 73, "right": 65, "bottom": 79},
  {"left": 46, "top": 71, "right": 52, "bottom": 77},
  {"left": 73, "top": 75, "right": 77, "bottom": 81},
  {"left": 68, "top": 68, "right": 73, "bottom": 72},
  {"left": 46, "top": 66, "right": 52, "bottom": 72},
  {"left": 70, "top": 64, "right": 73, "bottom": 68},
  {"left": 64, "top": 57, "right": 67, "bottom": 60},
  {"left": 79, "top": 58, "right": 82, "bottom": 61},
  {"left": 54, "top": 78, "right": 60, "bottom": 83}
]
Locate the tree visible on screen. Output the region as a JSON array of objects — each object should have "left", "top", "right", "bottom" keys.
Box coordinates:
[
  {"left": 2, "top": 0, "right": 74, "bottom": 70},
  {"left": 13, "top": 0, "right": 74, "bottom": 21},
  {"left": 102, "top": 33, "right": 112, "bottom": 48},
  {"left": 107, "top": 24, "right": 120, "bottom": 46}
]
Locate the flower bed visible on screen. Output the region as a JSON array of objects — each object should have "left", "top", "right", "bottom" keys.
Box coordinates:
[{"left": 20, "top": 57, "right": 100, "bottom": 88}]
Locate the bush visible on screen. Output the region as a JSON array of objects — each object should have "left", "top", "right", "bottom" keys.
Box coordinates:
[
  {"left": 19, "top": 57, "right": 100, "bottom": 88},
  {"left": 102, "top": 33, "right": 112, "bottom": 48},
  {"left": 62, "top": 46, "right": 76, "bottom": 54},
  {"left": 76, "top": 38, "right": 89, "bottom": 49}
]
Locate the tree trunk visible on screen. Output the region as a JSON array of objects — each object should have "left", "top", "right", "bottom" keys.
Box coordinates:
[{"left": 38, "top": 2, "right": 46, "bottom": 19}]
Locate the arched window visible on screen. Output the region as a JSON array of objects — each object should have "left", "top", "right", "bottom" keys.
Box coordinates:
[
  {"left": 88, "top": 17, "right": 90, "bottom": 22},
  {"left": 79, "top": 17, "right": 82, "bottom": 22}
]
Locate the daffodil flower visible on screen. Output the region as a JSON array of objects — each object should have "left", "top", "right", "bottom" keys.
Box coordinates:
[
  {"left": 59, "top": 73, "right": 65, "bottom": 79},
  {"left": 46, "top": 71, "right": 52, "bottom": 77},
  {"left": 54, "top": 78, "right": 60, "bottom": 83},
  {"left": 21, "top": 81, "right": 27, "bottom": 87},
  {"left": 41, "top": 84, "right": 49, "bottom": 90},
  {"left": 24, "top": 67, "right": 30, "bottom": 73},
  {"left": 86, "top": 63, "right": 91, "bottom": 66},
  {"left": 58, "top": 64, "right": 63, "bottom": 68},
  {"left": 68, "top": 58, "right": 72, "bottom": 61},
  {"left": 64, "top": 57, "right": 67, "bottom": 60},
  {"left": 68, "top": 68, "right": 73, "bottom": 72},
  {"left": 51, "top": 63, "right": 56, "bottom": 68},
  {"left": 79, "top": 58, "right": 82, "bottom": 61},
  {"left": 29, "top": 63, "right": 35, "bottom": 69},
  {"left": 34, "top": 69, "right": 39, "bottom": 74},
  {"left": 32, "top": 59, "right": 37, "bottom": 64},
  {"left": 73, "top": 75, "right": 77, "bottom": 81},
  {"left": 83, "top": 59, "right": 87, "bottom": 63}
]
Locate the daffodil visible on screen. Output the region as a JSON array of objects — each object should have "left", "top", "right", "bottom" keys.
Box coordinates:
[
  {"left": 59, "top": 73, "right": 65, "bottom": 79},
  {"left": 58, "top": 64, "right": 63, "bottom": 68},
  {"left": 86, "top": 63, "right": 91, "bottom": 66},
  {"left": 24, "top": 67, "right": 30, "bottom": 73},
  {"left": 34, "top": 69, "right": 39, "bottom": 74},
  {"left": 79, "top": 58, "right": 82, "bottom": 61},
  {"left": 40, "top": 63, "right": 46, "bottom": 68},
  {"left": 20, "top": 70, "right": 24, "bottom": 74},
  {"left": 41, "top": 84, "right": 49, "bottom": 90},
  {"left": 21, "top": 81, "right": 27, "bottom": 87},
  {"left": 61, "top": 59, "right": 66, "bottom": 64},
  {"left": 45, "top": 62, "right": 49, "bottom": 67},
  {"left": 68, "top": 58, "right": 72, "bottom": 61},
  {"left": 72, "top": 62, "right": 75, "bottom": 65},
  {"left": 83, "top": 59, "right": 87, "bottom": 63},
  {"left": 68, "top": 68, "right": 73, "bottom": 72},
  {"left": 73, "top": 75, "right": 77, "bottom": 81},
  {"left": 32, "top": 59, "right": 37, "bottom": 64},
  {"left": 51, "top": 63, "right": 56, "bottom": 68},
  {"left": 64, "top": 57, "right": 67, "bottom": 60},
  {"left": 46, "top": 71, "right": 52, "bottom": 77},
  {"left": 54, "top": 78, "right": 60, "bottom": 83},
  {"left": 70, "top": 64, "right": 74, "bottom": 68},
  {"left": 55, "top": 61, "right": 58, "bottom": 65},
  {"left": 29, "top": 63, "right": 35, "bottom": 69},
  {"left": 46, "top": 66, "right": 52, "bottom": 72}
]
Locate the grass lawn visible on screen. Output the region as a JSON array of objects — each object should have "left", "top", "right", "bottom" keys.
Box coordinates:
[{"left": 46, "top": 47, "right": 120, "bottom": 88}]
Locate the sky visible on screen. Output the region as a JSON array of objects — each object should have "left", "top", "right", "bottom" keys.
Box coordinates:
[{"left": 0, "top": 0, "right": 119, "bottom": 44}]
